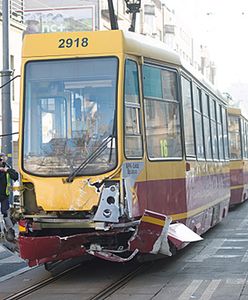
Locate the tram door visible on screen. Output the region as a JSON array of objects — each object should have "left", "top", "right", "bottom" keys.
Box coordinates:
[
  {"left": 142, "top": 63, "right": 183, "bottom": 215},
  {"left": 123, "top": 58, "right": 147, "bottom": 218}
]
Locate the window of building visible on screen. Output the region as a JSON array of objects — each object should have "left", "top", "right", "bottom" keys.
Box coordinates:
[
  {"left": 144, "top": 5, "right": 156, "bottom": 35},
  {"left": 124, "top": 59, "right": 143, "bottom": 158},
  {"left": 181, "top": 76, "right": 195, "bottom": 157},
  {"left": 143, "top": 64, "right": 182, "bottom": 159}
]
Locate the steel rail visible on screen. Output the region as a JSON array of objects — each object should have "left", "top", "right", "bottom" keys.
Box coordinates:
[
  {"left": 2, "top": 263, "right": 81, "bottom": 300},
  {"left": 3, "top": 261, "right": 149, "bottom": 300},
  {"left": 89, "top": 262, "right": 150, "bottom": 300}
]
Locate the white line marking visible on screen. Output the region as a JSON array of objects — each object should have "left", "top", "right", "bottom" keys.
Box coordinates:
[
  {"left": 241, "top": 250, "right": 248, "bottom": 262},
  {"left": 0, "top": 255, "right": 24, "bottom": 263},
  {"left": 226, "top": 278, "right": 246, "bottom": 285},
  {"left": 235, "top": 233, "right": 248, "bottom": 236},
  {"left": 227, "top": 239, "right": 248, "bottom": 242},
  {"left": 178, "top": 280, "right": 203, "bottom": 300},
  {"left": 187, "top": 239, "right": 226, "bottom": 262},
  {"left": 0, "top": 266, "right": 31, "bottom": 283},
  {"left": 199, "top": 280, "right": 221, "bottom": 300},
  {"left": 218, "top": 247, "right": 243, "bottom": 250},
  {"left": 212, "top": 255, "right": 242, "bottom": 259}
]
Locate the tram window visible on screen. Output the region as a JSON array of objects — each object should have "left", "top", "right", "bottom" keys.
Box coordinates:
[
  {"left": 228, "top": 115, "right": 241, "bottom": 160},
  {"left": 244, "top": 122, "right": 248, "bottom": 158},
  {"left": 202, "top": 93, "right": 208, "bottom": 115},
  {"left": 245, "top": 122, "right": 248, "bottom": 158},
  {"left": 181, "top": 76, "right": 195, "bottom": 157},
  {"left": 217, "top": 103, "right": 224, "bottom": 160},
  {"left": 193, "top": 85, "right": 204, "bottom": 159},
  {"left": 240, "top": 118, "right": 248, "bottom": 159},
  {"left": 23, "top": 57, "right": 118, "bottom": 176},
  {"left": 222, "top": 108, "right": 229, "bottom": 159},
  {"left": 202, "top": 93, "right": 212, "bottom": 159},
  {"left": 210, "top": 99, "right": 218, "bottom": 159},
  {"left": 161, "top": 70, "right": 178, "bottom": 100},
  {"left": 193, "top": 86, "right": 201, "bottom": 111},
  {"left": 143, "top": 66, "right": 162, "bottom": 98},
  {"left": 124, "top": 59, "right": 143, "bottom": 158},
  {"left": 143, "top": 64, "right": 182, "bottom": 160},
  {"left": 203, "top": 117, "right": 212, "bottom": 159}
]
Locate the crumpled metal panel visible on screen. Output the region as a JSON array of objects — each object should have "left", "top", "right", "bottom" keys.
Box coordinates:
[
  {"left": 87, "top": 249, "right": 139, "bottom": 262},
  {"left": 129, "top": 210, "right": 172, "bottom": 256},
  {"left": 19, "top": 234, "right": 88, "bottom": 266}
]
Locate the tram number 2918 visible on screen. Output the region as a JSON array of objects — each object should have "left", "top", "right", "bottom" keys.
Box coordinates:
[{"left": 58, "top": 37, "right": 89, "bottom": 48}]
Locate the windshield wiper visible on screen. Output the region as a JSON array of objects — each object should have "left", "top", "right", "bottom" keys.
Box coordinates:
[{"left": 65, "top": 135, "right": 114, "bottom": 183}]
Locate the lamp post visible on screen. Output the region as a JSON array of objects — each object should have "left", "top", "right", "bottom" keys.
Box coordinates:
[
  {"left": 0, "top": 0, "right": 12, "bottom": 166},
  {"left": 124, "top": 0, "right": 141, "bottom": 32},
  {"left": 107, "top": 0, "right": 119, "bottom": 30}
]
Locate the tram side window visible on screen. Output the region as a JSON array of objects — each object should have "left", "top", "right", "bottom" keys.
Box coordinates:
[
  {"left": 202, "top": 93, "right": 212, "bottom": 159},
  {"left": 124, "top": 59, "right": 143, "bottom": 158},
  {"left": 244, "top": 122, "right": 248, "bottom": 158},
  {"left": 181, "top": 76, "right": 195, "bottom": 157},
  {"left": 241, "top": 118, "right": 248, "bottom": 159},
  {"left": 222, "top": 108, "right": 229, "bottom": 159},
  {"left": 228, "top": 115, "right": 241, "bottom": 160},
  {"left": 143, "top": 64, "right": 182, "bottom": 159},
  {"left": 216, "top": 103, "right": 224, "bottom": 160},
  {"left": 210, "top": 99, "right": 219, "bottom": 160},
  {"left": 193, "top": 85, "right": 204, "bottom": 159}
]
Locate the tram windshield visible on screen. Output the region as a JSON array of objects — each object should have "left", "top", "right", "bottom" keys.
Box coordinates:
[{"left": 23, "top": 57, "right": 118, "bottom": 176}]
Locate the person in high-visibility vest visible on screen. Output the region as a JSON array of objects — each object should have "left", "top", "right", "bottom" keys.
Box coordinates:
[{"left": 0, "top": 153, "right": 18, "bottom": 242}]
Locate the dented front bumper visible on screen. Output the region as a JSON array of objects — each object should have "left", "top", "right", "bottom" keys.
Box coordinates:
[{"left": 18, "top": 210, "right": 202, "bottom": 266}]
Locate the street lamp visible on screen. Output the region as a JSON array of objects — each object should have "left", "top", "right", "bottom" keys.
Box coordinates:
[{"left": 124, "top": 0, "right": 141, "bottom": 32}]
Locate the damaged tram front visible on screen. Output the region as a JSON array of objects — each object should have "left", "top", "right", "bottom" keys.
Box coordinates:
[
  {"left": 16, "top": 31, "right": 172, "bottom": 266},
  {"left": 17, "top": 30, "right": 203, "bottom": 267}
]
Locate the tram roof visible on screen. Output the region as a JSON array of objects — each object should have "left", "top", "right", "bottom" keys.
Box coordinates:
[
  {"left": 228, "top": 107, "right": 241, "bottom": 115},
  {"left": 228, "top": 107, "right": 248, "bottom": 121},
  {"left": 22, "top": 30, "right": 180, "bottom": 62},
  {"left": 22, "top": 29, "right": 226, "bottom": 103}
]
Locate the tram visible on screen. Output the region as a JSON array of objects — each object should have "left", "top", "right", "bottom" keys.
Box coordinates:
[
  {"left": 16, "top": 30, "right": 230, "bottom": 267},
  {"left": 228, "top": 107, "right": 248, "bottom": 205}
]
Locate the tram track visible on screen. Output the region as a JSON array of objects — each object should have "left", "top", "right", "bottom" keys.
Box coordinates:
[
  {"left": 2, "top": 262, "right": 82, "bottom": 300},
  {"left": 2, "top": 261, "right": 150, "bottom": 300},
  {"left": 88, "top": 262, "right": 150, "bottom": 300}
]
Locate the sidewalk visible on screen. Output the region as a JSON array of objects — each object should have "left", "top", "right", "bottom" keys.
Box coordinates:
[
  {"left": 0, "top": 243, "right": 29, "bottom": 282},
  {"left": 0, "top": 222, "right": 29, "bottom": 282}
]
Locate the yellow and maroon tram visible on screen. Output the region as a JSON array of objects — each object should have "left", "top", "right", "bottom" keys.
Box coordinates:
[
  {"left": 16, "top": 30, "right": 230, "bottom": 266},
  {"left": 228, "top": 107, "right": 248, "bottom": 205}
]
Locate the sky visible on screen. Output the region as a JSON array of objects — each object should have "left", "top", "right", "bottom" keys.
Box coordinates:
[{"left": 164, "top": 0, "right": 248, "bottom": 109}]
